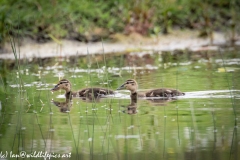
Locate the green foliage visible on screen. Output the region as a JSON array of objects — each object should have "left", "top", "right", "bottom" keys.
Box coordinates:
[{"left": 0, "top": 0, "right": 239, "bottom": 44}]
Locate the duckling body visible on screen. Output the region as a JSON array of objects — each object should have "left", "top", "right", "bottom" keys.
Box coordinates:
[
  {"left": 74, "top": 87, "right": 114, "bottom": 98},
  {"left": 117, "top": 79, "right": 184, "bottom": 98},
  {"left": 51, "top": 79, "right": 114, "bottom": 99},
  {"left": 144, "top": 88, "right": 184, "bottom": 97}
]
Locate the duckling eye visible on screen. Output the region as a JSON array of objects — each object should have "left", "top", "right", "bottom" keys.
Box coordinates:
[{"left": 126, "top": 82, "right": 129, "bottom": 84}]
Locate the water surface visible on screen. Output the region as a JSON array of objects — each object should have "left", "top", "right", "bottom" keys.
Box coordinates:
[{"left": 0, "top": 49, "right": 240, "bottom": 160}]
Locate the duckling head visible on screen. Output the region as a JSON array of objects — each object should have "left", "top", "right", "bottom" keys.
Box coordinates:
[
  {"left": 117, "top": 79, "right": 138, "bottom": 93},
  {"left": 51, "top": 79, "right": 71, "bottom": 93}
]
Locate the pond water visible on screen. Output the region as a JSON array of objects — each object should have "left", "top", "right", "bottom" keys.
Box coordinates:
[{"left": 0, "top": 48, "right": 240, "bottom": 160}]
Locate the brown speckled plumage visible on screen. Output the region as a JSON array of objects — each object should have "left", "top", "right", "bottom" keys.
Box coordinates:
[{"left": 51, "top": 79, "right": 114, "bottom": 99}]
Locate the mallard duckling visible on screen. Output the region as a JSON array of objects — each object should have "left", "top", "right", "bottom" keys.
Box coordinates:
[
  {"left": 51, "top": 79, "right": 114, "bottom": 99},
  {"left": 117, "top": 79, "right": 185, "bottom": 98}
]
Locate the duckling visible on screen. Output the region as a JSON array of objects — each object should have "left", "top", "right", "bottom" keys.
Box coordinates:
[
  {"left": 117, "top": 79, "right": 185, "bottom": 98},
  {"left": 51, "top": 79, "right": 114, "bottom": 99}
]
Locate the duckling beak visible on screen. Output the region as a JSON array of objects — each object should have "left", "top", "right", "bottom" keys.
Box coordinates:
[
  {"left": 117, "top": 84, "right": 126, "bottom": 90},
  {"left": 51, "top": 85, "right": 59, "bottom": 92}
]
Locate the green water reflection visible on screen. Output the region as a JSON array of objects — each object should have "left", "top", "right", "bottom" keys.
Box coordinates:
[{"left": 0, "top": 49, "right": 240, "bottom": 160}]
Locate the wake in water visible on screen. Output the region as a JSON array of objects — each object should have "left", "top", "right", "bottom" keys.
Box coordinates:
[{"left": 182, "top": 90, "right": 240, "bottom": 99}]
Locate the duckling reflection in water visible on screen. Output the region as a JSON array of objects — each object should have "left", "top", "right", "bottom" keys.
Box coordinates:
[
  {"left": 51, "top": 98, "right": 72, "bottom": 113},
  {"left": 121, "top": 96, "right": 138, "bottom": 115},
  {"left": 51, "top": 79, "right": 114, "bottom": 100},
  {"left": 117, "top": 79, "right": 184, "bottom": 99}
]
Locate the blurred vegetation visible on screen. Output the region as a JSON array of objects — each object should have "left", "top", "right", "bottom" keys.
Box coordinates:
[{"left": 0, "top": 0, "right": 239, "bottom": 46}]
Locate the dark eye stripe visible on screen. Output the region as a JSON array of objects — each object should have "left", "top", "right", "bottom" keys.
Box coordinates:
[
  {"left": 59, "top": 81, "right": 69, "bottom": 84},
  {"left": 126, "top": 80, "right": 135, "bottom": 84}
]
